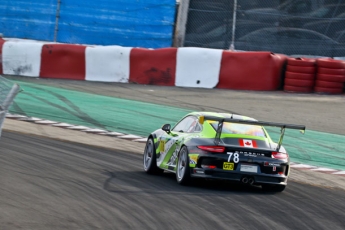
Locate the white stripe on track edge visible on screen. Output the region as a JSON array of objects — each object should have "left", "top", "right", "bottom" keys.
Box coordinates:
[{"left": 4, "top": 113, "right": 344, "bottom": 175}]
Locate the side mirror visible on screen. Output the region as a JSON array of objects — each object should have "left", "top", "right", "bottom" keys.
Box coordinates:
[{"left": 161, "top": 124, "right": 171, "bottom": 133}]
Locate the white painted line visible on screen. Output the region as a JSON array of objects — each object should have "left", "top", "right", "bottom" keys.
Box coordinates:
[
  {"left": 310, "top": 167, "right": 337, "bottom": 172},
  {"left": 132, "top": 138, "right": 148, "bottom": 143},
  {"left": 82, "top": 129, "right": 107, "bottom": 133},
  {"left": 105, "top": 132, "right": 125, "bottom": 136},
  {"left": 52, "top": 123, "right": 74, "bottom": 127},
  {"left": 66, "top": 126, "right": 90, "bottom": 130},
  {"left": 332, "top": 171, "right": 345, "bottom": 175},
  {"left": 35, "top": 120, "right": 58, "bottom": 125},
  {"left": 6, "top": 114, "right": 27, "bottom": 119},
  {"left": 19, "top": 117, "right": 42, "bottom": 122},
  {"left": 290, "top": 164, "right": 317, "bottom": 169},
  {"left": 118, "top": 134, "right": 143, "bottom": 139}
]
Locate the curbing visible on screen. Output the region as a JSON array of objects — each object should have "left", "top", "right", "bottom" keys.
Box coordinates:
[{"left": 5, "top": 113, "right": 344, "bottom": 176}]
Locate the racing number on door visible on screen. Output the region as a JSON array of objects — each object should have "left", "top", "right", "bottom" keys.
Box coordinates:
[{"left": 227, "top": 152, "right": 239, "bottom": 163}]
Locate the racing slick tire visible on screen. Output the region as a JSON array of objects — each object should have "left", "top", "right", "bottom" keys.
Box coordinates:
[
  {"left": 284, "top": 78, "right": 315, "bottom": 88},
  {"left": 314, "top": 86, "right": 344, "bottom": 94},
  {"left": 287, "top": 57, "right": 315, "bottom": 67},
  {"left": 176, "top": 146, "right": 191, "bottom": 185},
  {"left": 286, "top": 65, "right": 316, "bottom": 74},
  {"left": 316, "top": 58, "right": 345, "bottom": 69},
  {"left": 261, "top": 184, "right": 286, "bottom": 193},
  {"left": 283, "top": 85, "right": 313, "bottom": 93},
  {"left": 285, "top": 71, "right": 315, "bottom": 81},
  {"left": 317, "top": 67, "right": 345, "bottom": 75},
  {"left": 315, "top": 80, "right": 344, "bottom": 89},
  {"left": 143, "top": 138, "right": 164, "bottom": 174},
  {"left": 316, "top": 73, "right": 345, "bottom": 83}
]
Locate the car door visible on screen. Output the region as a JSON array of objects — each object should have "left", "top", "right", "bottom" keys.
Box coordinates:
[{"left": 157, "top": 116, "right": 201, "bottom": 171}]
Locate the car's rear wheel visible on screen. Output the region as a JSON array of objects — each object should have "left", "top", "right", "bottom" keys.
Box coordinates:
[
  {"left": 176, "top": 146, "right": 191, "bottom": 185},
  {"left": 143, "top": 138, "right": 163, "bottom": 174},
  {"left": 262, "top": 184, "right": 286, "bottom": 193}
]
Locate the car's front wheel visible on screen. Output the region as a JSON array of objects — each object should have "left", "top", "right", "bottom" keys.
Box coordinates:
[
  {"left": 176, "top": 146, "right": 191, "bottom": 185},
  {"left": 143, "top": 138, "right": 163, "bottom": 174}
]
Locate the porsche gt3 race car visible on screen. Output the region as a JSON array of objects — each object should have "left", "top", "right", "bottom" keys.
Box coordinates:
[{"left": 143, "top": 112, "right": 305, "bottom": 192}]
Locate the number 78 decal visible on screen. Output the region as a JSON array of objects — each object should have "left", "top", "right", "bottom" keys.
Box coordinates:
[{"left": 227, "top": 152, "right": 239, "bottom": 163}]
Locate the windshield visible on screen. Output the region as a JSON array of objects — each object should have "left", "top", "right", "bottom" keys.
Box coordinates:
[{"left": 209, "top": 121, "right": 266, "bottom": 137}]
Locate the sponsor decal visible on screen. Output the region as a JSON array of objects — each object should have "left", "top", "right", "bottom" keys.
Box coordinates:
[
  {"left": 223, "top": 162, "right": 234, "bottom": 170},
  {"left": 239, "top": 139, "right": 258, "bottom": 148},
  {"left": 159, "top": 140, "right": 165, "bottom": 153},
  {"left": 235, "top": 151, "right": 265, "bottom": 157},
  {"left": 189, "top": 154, "right": 199, "bottom": 168},
  {"left": 264, "top": 162, "right": 281, "bottom": 167}
]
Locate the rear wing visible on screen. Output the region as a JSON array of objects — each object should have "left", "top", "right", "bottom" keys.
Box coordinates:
[{"left": 199, "top": 115, "right": 306, "bottom": 151}]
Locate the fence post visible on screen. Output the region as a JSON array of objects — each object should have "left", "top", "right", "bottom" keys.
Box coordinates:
[
  {"left": 229, "top": 0, "right": 237, "bottom": 51},
  {"left": 54, "top": 0, "right": 61, "bottom": 42},
  {"left": 173, "top": 0, "right": 190, "bottom": 47}
]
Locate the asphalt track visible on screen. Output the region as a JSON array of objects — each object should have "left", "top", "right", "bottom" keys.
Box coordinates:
[
  {"left": 1, "top": 131, "right": 345, "bottom": 230},
  {"left": 5, "top": 76, "right": 345, "bottom": 170},
  {"left": 1, "top": 76, "right": 345, "bottom": 229}
]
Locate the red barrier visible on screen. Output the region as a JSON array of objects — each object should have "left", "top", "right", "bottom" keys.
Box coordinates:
[
  {"left": 316, "top": 58, "right": 345, "bottom": 69},
  {"left": 218, "top": 52, "right": 287, "bottom": 91},
  {"left": 129, "top": 48, "right": 177, "bottom": 86},
  {"left": 0, "top": 38, "right": 5, "bottom": 74},
  {"left": 40, "top": 44, "right": 86, "bottom": 80}
]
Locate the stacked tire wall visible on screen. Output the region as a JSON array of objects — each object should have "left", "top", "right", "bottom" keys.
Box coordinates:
[
  {"left": 284, "top": 58, "right": 316, "bottom": 93},
  {"left": 283, "top": 57, "right": 345, "bottom": 94},
  {"left": 315, "top": 59, "right": 345, "bottom": 94}
]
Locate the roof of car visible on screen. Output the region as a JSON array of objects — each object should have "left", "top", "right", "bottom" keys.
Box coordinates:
[{"left": 189, "top": 111, "right": 258, "bottom": 121}]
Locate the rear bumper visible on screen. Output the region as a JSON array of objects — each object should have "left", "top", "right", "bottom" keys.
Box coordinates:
[{"left": 190, "top": 168, "right": 288, "bottom": 185}]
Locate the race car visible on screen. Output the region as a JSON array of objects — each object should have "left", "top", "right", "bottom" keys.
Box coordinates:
[{"left": 143, "top": 112, "right": 305, "bottom": 192}]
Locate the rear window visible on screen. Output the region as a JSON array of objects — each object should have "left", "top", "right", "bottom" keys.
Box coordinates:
[{"left": 209, "top": 121, "right": 266, "bottom": 137}]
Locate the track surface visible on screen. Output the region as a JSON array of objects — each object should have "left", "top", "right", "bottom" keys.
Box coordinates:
[
  {"left": 1, "top": 131, "right": 345, "bottom": 230},
  {"left": 1, "top": 76, "right": 345, "bottom": 229}
]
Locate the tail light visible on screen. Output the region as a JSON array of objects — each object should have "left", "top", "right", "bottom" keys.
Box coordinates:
[
  {"left": 197, "top": 146, "right": 225, "bottom": 153},
  {"left": 272, "top": 151, "right": 288, "bottom": 159},
  {"left": 201, "top": 165, "right": 217, "bottom": 169}
]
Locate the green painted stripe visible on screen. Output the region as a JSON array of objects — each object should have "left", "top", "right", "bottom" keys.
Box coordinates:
[{"left": 9, "top": 80, "right": 345, "bottom": 171}]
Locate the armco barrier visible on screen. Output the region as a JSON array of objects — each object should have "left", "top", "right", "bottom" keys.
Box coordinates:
[
  {"left": 129, "top": 48, "right": 177, "bottom": 86},
  {"left": 218, "top": 52, "right": 287, "bottom": 91},
  {"left": 40, "top": 44, "right": 86, "bottom": 80}
]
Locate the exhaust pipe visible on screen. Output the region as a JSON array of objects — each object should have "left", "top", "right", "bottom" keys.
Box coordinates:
[
  {"left": 248, "top": 177, "right": 255, "bottom": 185},
  {"left": 241, "top": 177, "right": 249, "bottom": 184}
]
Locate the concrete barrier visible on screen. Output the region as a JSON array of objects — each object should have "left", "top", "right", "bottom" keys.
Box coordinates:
[{"left": 4, "top": 38, "right": 342, "bottom": 93}]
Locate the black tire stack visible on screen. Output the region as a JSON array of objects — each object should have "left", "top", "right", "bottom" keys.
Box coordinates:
[
  {"left": 315, "top": 59, "right": 345, "bottom": 94},
  {"left": 284, "top": 58, "right": 316, "bottom": 93}
]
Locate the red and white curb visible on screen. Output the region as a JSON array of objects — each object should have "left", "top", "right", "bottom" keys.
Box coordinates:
[
  {"left": 6, "top": 113, "right": 345, "bottom": 176},
  {"left": 5, "top": 113, "right": 148, "bottom": 143},
  {"left": 290, "top": 162, "right": 345, "bottom": 176}
]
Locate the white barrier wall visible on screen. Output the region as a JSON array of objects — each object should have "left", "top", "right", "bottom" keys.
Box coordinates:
[
  {"left": 2, "top": 41, "right": 43, "bottom": 77},
  {"left": 85, "top": 46, "right": 132, "bottom": 82},
  {"left": 175, "top": 47, "right": 223, "bottom": 88}
]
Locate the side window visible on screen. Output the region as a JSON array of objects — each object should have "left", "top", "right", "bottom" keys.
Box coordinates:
[{"left": 172, "top": 116, "right": 200, "bottom": 133}]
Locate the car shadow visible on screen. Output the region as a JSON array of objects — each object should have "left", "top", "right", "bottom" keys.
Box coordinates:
[{"left": 102, "top": 170, "right": 281, "bottom": 195}]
